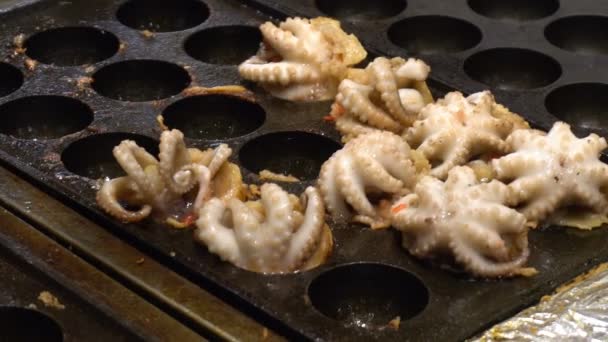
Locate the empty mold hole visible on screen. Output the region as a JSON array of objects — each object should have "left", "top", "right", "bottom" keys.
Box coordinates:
[
  {"left": 308, "top": 263, "right": 428, "bottom": 328},
  {"left": 24, "top": 27, "right": 119, "bottom": 66},
  {"left": 546, "top": 83, "right": 608, "bottom": 133},
  {"left": 239, "top": 132, "right": 341, "bottom": 181},
  {"left": 468, "top": 0, "right": 558, "bottom": 21},
  {"left": 0, "top": 96, "right": 93, "bottom": 139},
  {"left": 62, "top": 133, "right": 159, "bottom": 179},
  {"left": 0, "top": 307, "right": 63, "bottom": 342},
  {"left": 162, "top": 95, "right": 265, "bottom": 140},
  {"left": 388, "top": 16, "right": 482, "bottom": 54},
  {"left": 184, "top": 26, "right": 262, "bottom": 65},
  {"left": 92, "top": 60, "right": 190, "bottom": 102},
  {"left": 315, "top": 0, "right": 406, "bottom": 21},
  {"left": 545, "top": 16, "right": 608, "bottom": 56},
  {"left": 464, "top": 48, "right": 561, "bottom": 90},
  {"left": 0, "top": 63, "right": 23, "bottom": 97},
  {"left": 116, "top": 0, "right": 209, "bottom": 32}
]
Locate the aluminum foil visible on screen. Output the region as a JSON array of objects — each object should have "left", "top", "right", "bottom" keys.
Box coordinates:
[{"left": 473, "top": 263, "right": 608, "bottom": 341}]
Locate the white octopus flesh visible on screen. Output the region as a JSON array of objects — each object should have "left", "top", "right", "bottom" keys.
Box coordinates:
[
  {"left": 96, "top": 129, "right": 233, "bottom": 223},
  {"left": 318, "top": 131, "right": 426, "bottom": 228},
  {"left": 492, "top": 121, "right": 608, "bottom": 224},
  {"left": 405, "top": 91, "right": 528, "bottom": 179},
  {"left": 391, "top": 166, "right": 530, "bottom": 278},
  {"left": 195, "top": 183, "right": 332, "bottom": 273},
  {"left": 330, "top": 57, "right": 433, "bottom": 142},
  {"left": 239, "top": 17, "right": 367, "bottom": 101}
]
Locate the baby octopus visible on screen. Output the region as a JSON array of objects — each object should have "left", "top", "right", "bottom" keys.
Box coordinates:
[
  {"left": 239, "top": 17, "right": 367, "bottom": 101},
  {"left": 318, "top": 131, "right": 428, "bottom": 228},
  {"left": 405, "top": 91, "right": 528, "bottom": 180},
  {"left": 391, "top": 166, "right": 531, "bottom": 278},
  {"left": 329, "top": 56, "right": 433, "bottom": 143},
  {"left": 97, "top": 129, "right": 240, "bottom": 223},
  {"left": 195, "top": 183, "right": 333, "bottom": 274},
  {"left": 492, "top": 122, "right": 608, "bottom": 226}
]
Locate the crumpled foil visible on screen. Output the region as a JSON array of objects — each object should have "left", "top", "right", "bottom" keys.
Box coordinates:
[{"left": 473, "top": 263, "right": 608, "bottom": 341}]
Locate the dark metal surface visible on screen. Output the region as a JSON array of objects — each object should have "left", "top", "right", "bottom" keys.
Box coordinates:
[
  {"left": 0, "top": 0, "right": 607, "bottom": 341},
  {"left": 0, "top": 164, "right": 284, "bottom": 342},
  {"left": 0, "top": 203, "right": 203, "bottom": 341}
]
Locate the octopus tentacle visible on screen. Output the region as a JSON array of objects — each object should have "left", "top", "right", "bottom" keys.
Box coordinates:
[
  {"left": 368, "top": 57, "right": 410, "bottom": 125},
  {"left": 113, "top": 140, "right": 159, "bottom": 199},
  {"left": 159, "top": 129, "right": 196, "bottom": 194},
  {"left": 195, "top": 198, "right": 241, "bottom": 264},
  {"left": 96, "top": 177, "right": 152, "bottom": 223},
  {"left": 239, "top": 60, "right": 321, "bottom": 85},
  {"left": 206, "top": 144, "right": 232, "bottom": 178},
  {"left": 284, "top": 187, "right": 325, "bottom": 268}
]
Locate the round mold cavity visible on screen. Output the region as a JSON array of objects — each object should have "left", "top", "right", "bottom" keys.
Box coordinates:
[
  {"left": 315, "top": 0, "right": 406, "bottom": 21},
  {"left": 62, "top": 132, "right": 159, "bottom": 180},
  {"left": 468, "top": 0, "right": 558, "bottom": 21},
  {"left": 162, "top": 95, "right": 265, "bottom": 140},
  {"left": 545, "top": 16, "right": 608, "bottom": 56},
  {"left": 464, "top": 48, "right": 561, "bottom": 90},
  {"left": 116, "top": 0, "right": 209, "bottom": 32},
  {"left": 388, "top": 16, "right": 482, "bottom": 54},
  {"left": 0, "top": 96, "right": 93, "bottom": 140},
  {"left": 308, "top": 263, "right": 429, "bottom": 328},
  {"left": 0, "top": 307, "right": 63, "bottom": 342},
  {"left": 546, "top": 83, "right": 608, "bottom": 133},
  {"left": 0, "top": 63, "right": 23, "bottom": 97},
  {"left": 184, "top": 26, "right": 262, "bottom": 65},
  {"left": 92, "top": 60, "right": 191, "bottom": 102},
  {"left": 239, "top": 131, "right": 341, "bottom": 181},
  {"left": 24, "top": 27, "right": 120, "bottom": 66}
]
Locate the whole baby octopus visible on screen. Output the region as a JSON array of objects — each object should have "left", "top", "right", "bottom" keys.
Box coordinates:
[
  {"left": 318, "top": 131, "right": 428, "bottom": 228},
  {"left": 96, "top": 129, "right": 239, "bottom": 223},
  {"left": 405, "top": 91, "right": 528, "bottom": 179},
  {"left": 329, "top": 56, "right": 433, "bottom": 143},
  {"left": 195, "top": 183, "right": 333, "bottom": 273},
  {"left": 391, "top": 166, "right": 531, "bottom": 278},
  {"left": 492, "top": 121, "right": 608, "bottom": 226},
  {"left": 239, "top": 17, "right": 367, "bottom": 101}
]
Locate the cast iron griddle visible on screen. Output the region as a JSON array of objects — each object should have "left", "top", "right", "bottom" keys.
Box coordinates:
[{"left": 0, "top": 0, "right": 607, "bottom": 340}]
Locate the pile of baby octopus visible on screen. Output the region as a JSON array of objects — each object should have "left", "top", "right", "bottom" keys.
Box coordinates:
[{"left": 97, "top": 16, "right": 608, "bottom": 278}]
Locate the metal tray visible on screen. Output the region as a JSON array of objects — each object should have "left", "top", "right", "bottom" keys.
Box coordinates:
[{"left": 0, "top": 0, "right": 607, "bottom": 340}]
